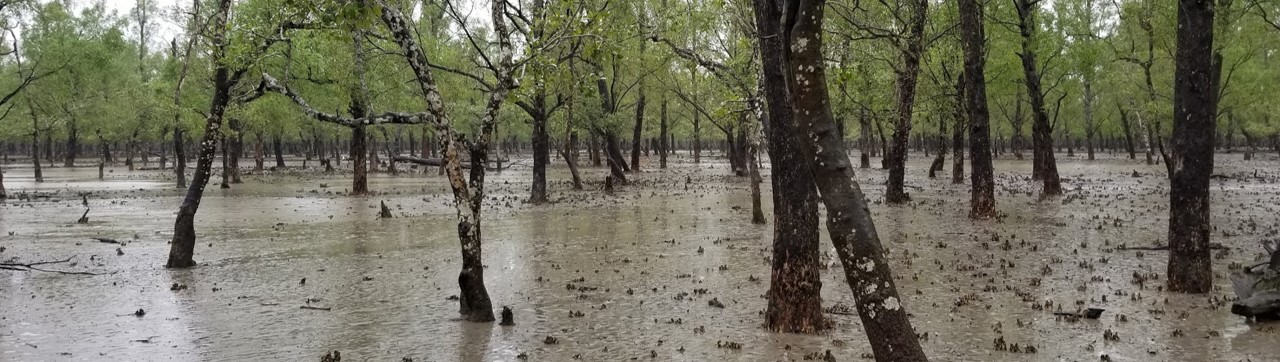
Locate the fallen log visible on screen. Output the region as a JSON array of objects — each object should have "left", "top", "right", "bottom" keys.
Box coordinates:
[
  {"left": 391, "top": 155, "right": 470, "bottom": 168},
  {"left": 1231, "top": 240, "right": 1280, "bottom": 318},
  {"left": 1117, "top": 242, "right": 1227, "bottom": 251}
]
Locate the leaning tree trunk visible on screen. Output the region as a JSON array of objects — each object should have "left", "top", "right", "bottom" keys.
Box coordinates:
[
  {"left": 1167, "top": 0, "right": 1217, "bottom": 293},
  {"left": 777, "top": 0, "right": 930, "bottom": 359},
  {"left": 960, "top": 0, "right": 996, "bottom": 219},
  {"left": 603, "top": 132, "right": 629, "bottom": 184},
  {"left": 884, "top": 0, "right": 928, "bottom": 204},
  {"left": 753, "top": 0, "right": 824, "bottom": 334},
  {"left": 166, "top": 0, "right": 232, "bottom": 269},
  {"left": 1014, "top": 0, "right": 1062, "bottom": 196}
]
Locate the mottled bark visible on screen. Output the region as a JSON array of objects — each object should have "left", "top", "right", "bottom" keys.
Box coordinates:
[
  {"left": 166, "top": 0, "right": 232, "bottom": 269},
  {"left": 1167, "top": 0, "right": 1216, "bottom": 293},
  {"left": 782, "top": 0, "right": 930, "bottom": 359},
  {"left": 959, "top": 0, "right": 996, "bottom": 218},
  {"left": 530, "top": 110, "right": 549, "bottom": 203},
  {"left": 753, "top": 0, "right": 823, "bottom": 334}
]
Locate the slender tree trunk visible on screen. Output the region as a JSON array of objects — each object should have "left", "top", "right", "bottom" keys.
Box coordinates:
[
  {"left": 1167, "top": 0, "right": 1217, "bottom": 293},
  {"left": 1119, "top": 104, "right": 1136, "bottom": 159},
  {"left": 753, "top": 0, "right": 824, "bottom": 335},
  {"left": 603, "top": 132, "right": 629, "bottom": 184},
  {"left": 884, "top": 0, "right": 928, "bottom": 203},
  {"left": 220, "top": 134, "right": 230, "bottom": 188},
  {"left": 29, "top": 104, "right": 43, "bottom": 183},
  {"left": 255, "top": 132, "right": 264, "bottom": 171},
  {"left": 166, "top": 0, "right": 232, "bottom": 269},
  {"left": 960, "top": 0, "right": 996, "bottom": 218},
  {"left": 631, "top": 91, "right": 645, "bottom": 172},
  {"left": 1014, "top": 0, "right": 1062, "bottom": 196},
  {"left": 64, "top": 122, "right": 78, "bottom": 167},
  {"left": 951, "top": 73, "right": 966, "bottom": 184},
  {"left": 175, "top": 129, "right": 186, "bottom": 188},
  {"left": 860, "top": 109, "right": 872, "bottom": 168},
  {"left": 660, "top": 98, "right": 669, "bottom": 168},
  {"left": 929, "top": 114, "right": 947, "bottom": 178}
]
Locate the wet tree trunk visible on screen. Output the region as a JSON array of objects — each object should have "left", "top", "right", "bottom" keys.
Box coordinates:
[
  {"left": 30, "top": 104, "right": 43, "bottom": 182},
  {"left": 220, "top": 134, "right": 230, "bottom": 188},
  {"left": 159, "top": 127, "right": 169, "bottom": 170},
  {"left": 1167, "top": 0, "right": 1217, "bottom": 293},
  {"left": 229, "top": 120, "right": 242, "bottom": 183},
  {"left": 273, "top": 135, "right": 285, "bottom": 168},
  {"left": 660, "top": 98, "right": 669, "bottom": 168},
  {"left": 255, "top": 132, "right": 264, "bottom": 171},
  {"left": 929, "top": 114, "right": 947, "bottom": 178},
  {"left": 753, "top": 0, "right": 824, "bottom": 334},
  {"left": 1010, "top": 89, "right": 1026, "bottom": 160},
  {"left": 885, "top": 0, "right": 928, "bottom": 204},
  {"left": 175, "top": 130, "right": 186, "bottom": 188},
  {"left": 1014, "top": 0, "right": 1062, "bottom": 196},
  {"left": 603, "top": 132, "right": 629, "bottom": 184},
  {"left": 951, "top": 73, "right": 966, "bottom": 184},
  {"left": 631, "top": 91, "right": 645, "bottom": 172},
  {"left": 1119, "top": 104, "right": 1136, "bottom": 159},
  {"left": 960, "top": 0, "right": 996, "bottom": 218},
  {"left": 859, "top": 109, "right": 872, "bottom": 168},
  {"left": 768, "top": 0, "right": 930, "bottom": 359},
  {"left": 166, "top": 0, "right": 232, "bottom": 269},
  {"left": 64, "top": 122, "right": 78, "bottom": 167},
  {"left": 530, "top": 111, "right": 549, "bottom": 203},
  {"left": 351, "top": 126, "right": 368, "bottom": 195},
  {"left": 589, "top": 133, "right": 601, "bottom": 166}
]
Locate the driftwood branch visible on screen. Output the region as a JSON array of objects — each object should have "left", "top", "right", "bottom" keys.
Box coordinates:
[{"left": 0, "top": 257, "right": 109, "bottom": 275}]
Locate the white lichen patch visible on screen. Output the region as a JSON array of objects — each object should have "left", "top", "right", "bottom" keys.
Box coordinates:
[{"left": 884, "top": 296, "right": 901, "bottom": 311}]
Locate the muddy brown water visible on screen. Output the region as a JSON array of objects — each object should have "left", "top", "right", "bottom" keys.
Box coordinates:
[{"left": 2, "top": 152, "right": 1279, "bottom": 361}]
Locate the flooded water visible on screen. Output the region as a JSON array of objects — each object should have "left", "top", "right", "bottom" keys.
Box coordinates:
[{"left": 2, "top": 151, "right": 1279, "bottom": 361}]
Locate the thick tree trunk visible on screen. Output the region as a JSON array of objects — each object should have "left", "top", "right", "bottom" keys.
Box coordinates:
[
  {"left": 351, "top": 126, "right": 368, "bottom": 195},
  {"left": 1015, "top": 0, "right": 1062, "bottom": 196},
  {"left": 166, "top": 0, "right": 232, "bottom": 269},
  {"left": 631, "top": 92, "right": 645, "bottom": 172},
  {"left": 773, "top": 0, "right": 930, "bottom": 359},
  {"left": 753, "top": 0, "right": 824, "bottom": 335},
  {"left": 960, "top": 0, "right": 996, "bottom": 218},
  {"left": 273, "top": 135, "right": 285, "bottom": 168},
  {"left": 884, "top": 0, "right": 928, "bottom": 204},
  {"left": 1167, "top": 0, "right": 1217, "bottom": 293},
  {"left": 530, "top": 112, "right": 549, "bottom": 203}
]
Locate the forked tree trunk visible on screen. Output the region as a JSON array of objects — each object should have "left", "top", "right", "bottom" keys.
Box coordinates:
[
  {"left": 960, "top": 0, "right": 996, "bottom": 218},
  {"left": 1167, "top": 0, "right": 1217, "bottom": 293}
]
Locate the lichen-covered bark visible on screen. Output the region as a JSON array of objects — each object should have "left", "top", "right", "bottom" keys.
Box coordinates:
[
  {"left": 376, "top": 0, "right": 517, "bottom": 321},
  {"left": 784, "top": 0, "right": 929, "bottom": 359},
  {"left": 959, "top": 0, "right": 996, "bottom": 219},
  {"left": 166, "top": 0, "right": 232, "bottom": 269},
  {"left": 753, "top": 0, "right": 824, "bottom": 334},
  {"left": 1167, "top": 0, "right": 1216, "bottom": 293}
]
